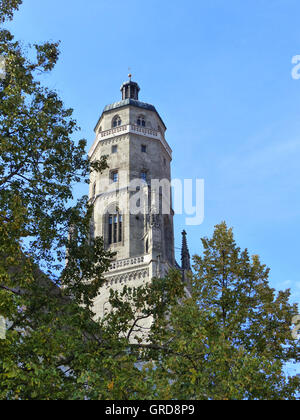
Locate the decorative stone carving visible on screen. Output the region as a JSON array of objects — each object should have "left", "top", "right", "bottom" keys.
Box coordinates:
[{"left": 106, "top": 268, "right": 149, "bottom": 287}]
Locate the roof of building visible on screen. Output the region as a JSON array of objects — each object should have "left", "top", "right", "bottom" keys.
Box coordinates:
[
  {"left": 94, "top": 98, "right": 167, "bottom": 132},
  {"left": 103, "top": 98, "right": 156, "bottom": 113}
]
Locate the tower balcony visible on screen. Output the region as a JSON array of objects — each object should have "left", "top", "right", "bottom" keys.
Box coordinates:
[
  {"left": 89, "top": 124, "right": 172, "bottom": 159},
  {"left": 103, "top": 255, "right": 152, "bottom": 289},
  {"left": 109, "top": 255, "right": 148, "bottom": 272}
]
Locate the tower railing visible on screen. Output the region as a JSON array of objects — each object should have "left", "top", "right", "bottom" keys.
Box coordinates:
[
  {"left": 110, "top": 256, "right": 147, "bottom": 271},
  {"left": 99, "top": 124, "right": 159, "bottom": 139},
  {"left": 94, "top": 124, "right": 172, "bottom": 157}
]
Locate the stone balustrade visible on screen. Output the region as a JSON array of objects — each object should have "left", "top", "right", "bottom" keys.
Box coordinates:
[
  {"left": 95, "top": 124, "right": 172, "bottom": 157},
  {"left": 110, "top": 256, "right": 145, "bottom": 271},
  {"left": 99, "top": 125, "right": 128, "bottom": 138}
]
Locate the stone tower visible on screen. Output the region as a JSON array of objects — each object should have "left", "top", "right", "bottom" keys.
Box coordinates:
[{"left": 88, "top": 77, "right": 175, "bottom": 320}]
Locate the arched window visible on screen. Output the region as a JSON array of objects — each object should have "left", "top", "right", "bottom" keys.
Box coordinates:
[
  {"left": 108, "top": 211, "right": 123, "bottom": 245},
  {"left": 112, "top": 115, "right": 122, "bottom": 128},
  {"left": 137, "top": 115, "right": 146, "bottom": 127}
]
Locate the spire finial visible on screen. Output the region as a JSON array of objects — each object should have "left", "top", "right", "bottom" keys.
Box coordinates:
[{"left": 181, "top": 230, "right": 191, "bottom": 271}]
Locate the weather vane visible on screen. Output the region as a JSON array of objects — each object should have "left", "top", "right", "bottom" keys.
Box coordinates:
[{"left": 128, "top": 67, "right": 132, "bottom": 81}]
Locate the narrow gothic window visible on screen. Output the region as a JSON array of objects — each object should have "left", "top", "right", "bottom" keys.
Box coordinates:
[
  {"left": 112, "top": 116, "right": 122, "bottom": 128},
  {"left": 119, "top": 215, "right": 123, "bottom": 242},
  {"left": 92, "top": 182, "right": 96, "bottom": 197},
  {"left": 108, "top": 216, "right": 113, "bottom": 244},
  {"left": 112, "top": 145, "right": 118, "bottom": 154},
  {"left": 137, "top": 116, "right": 146, "bottom": 127},
  {"left": 108, "top": 212, "right": 123, "bottom": 245},
  {"left": 113, "top": 215, "right": 118, "bottom": 243},
  {"left": 141, "top": 145, "right": 147, "bottom": 153}
]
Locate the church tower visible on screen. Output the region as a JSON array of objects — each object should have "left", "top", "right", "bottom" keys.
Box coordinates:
[{"left": 89, "top": 77, "right": 175, "bottom": 319}]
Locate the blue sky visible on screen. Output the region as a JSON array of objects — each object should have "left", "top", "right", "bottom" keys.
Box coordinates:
[{"left": 6, "top": 1, "right": 300, "bottom": 340}]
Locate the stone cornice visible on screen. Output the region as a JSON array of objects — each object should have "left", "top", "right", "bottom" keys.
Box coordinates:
[{"left": 104, "top": 267, "right": 150, "bottom": 289}]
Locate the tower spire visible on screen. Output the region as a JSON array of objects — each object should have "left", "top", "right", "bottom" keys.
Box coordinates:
[
  {"left": 181, "top": 230, "right": 192, "bottom": 293},
  {"left": 181, "top": 230, "right": 191, "bottom": 271}
]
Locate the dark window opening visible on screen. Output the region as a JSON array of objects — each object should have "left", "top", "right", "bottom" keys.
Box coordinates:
[
  {"left": 113, "top": 215, "right": 118, "bottom": 243},
  {"left": 119, "top": 215, "right": 122, "bottom": 242},
  {"left": 108, "top": 216, "right": 113, "bottom": 245},
  {"left": 137, "top": 116, "right": 146, "bottom": 127},
  {"left": 141, "top": 171, "right": 147, "bottom": 182},
  {"left": 112, "top": 116, "right": 122, "bottom": 128},
  {"left": 111, "top": 170, "right": 119, "bottom": 183},
  {"left": 108, "top": 212, "right": 123, "bottom": 245}
]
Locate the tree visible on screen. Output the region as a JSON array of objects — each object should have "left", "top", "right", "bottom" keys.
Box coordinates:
[
  {"left": 0, "top": 0, "right": 119, "bottom": 399},
  {"left": 0, "top": 1, "right": 298, "bottom": 400},
  {"left": 0, "top": 1, "right": 179, "bottom": 400},
  {"left": 137, "top": 223, "right": 299, "bottom": 400}
]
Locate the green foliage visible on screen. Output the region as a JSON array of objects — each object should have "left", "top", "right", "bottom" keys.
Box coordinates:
[
  {"left": 0, "top": 0, "right": 119, "bottom": 400},
  {"left": 145, "top": 223, "right": 300, "bottom": 400},
  {"left": 0, "top": 0, "right": 21, "bottom": 23},
  {"left": 0, "top": 3, "right": 298, "bottom": 400}
]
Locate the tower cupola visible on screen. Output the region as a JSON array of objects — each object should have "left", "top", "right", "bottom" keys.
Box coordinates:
[{"left": 120, "top": 74, "right": 140, "bottom": 100}]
